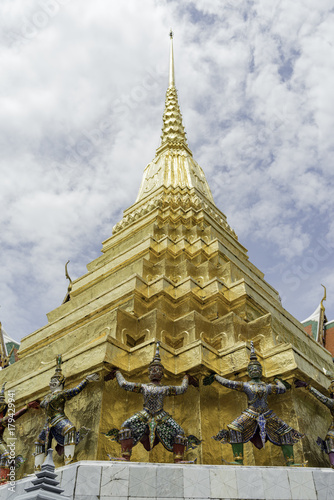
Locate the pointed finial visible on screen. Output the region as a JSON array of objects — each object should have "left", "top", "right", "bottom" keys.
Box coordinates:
[
  {"left": 52, "top": 354, "right": 65, "bottom": 385},
  {"left": 320, "top": 284, "right": 326, "bottom": 312},
  {"left": 318, "top": 284, "right": 327, "bottom": 346},
  {"left": 149, "top": 341, "right": 164, "bottom": 368},
  {"left": 62, "top": 260, "right": 72, "bottom": 303},
  {"left": 169, "top": 28, "right": 175, "bottom": 88},
  {"left": 65, "top": 260, "right": 72, "bottom": 284},
  {"left": 249, "top": 341, "right": 257, "bottom": 361},
  {"left": 247, "top": 340, "right": 261, "bottom": 370},
  {"left": 153, "top": 31, "right": 189, "bottom": 154},
  {"left": 42, "top": 448, "right": 56, "bottom": 472}
]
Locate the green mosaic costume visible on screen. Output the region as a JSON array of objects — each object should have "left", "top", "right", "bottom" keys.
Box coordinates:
[{"left": 116, "top": 371, "right": 188, "bottom": 451}]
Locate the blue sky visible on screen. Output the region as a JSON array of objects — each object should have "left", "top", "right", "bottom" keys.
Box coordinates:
[{"left": 0, "top": 0, "right": 333, "bottom": 343}]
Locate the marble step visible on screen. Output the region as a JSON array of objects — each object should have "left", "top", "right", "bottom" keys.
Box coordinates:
[{"left": 3, "top": 460, "right": 333, "bottom": 500}]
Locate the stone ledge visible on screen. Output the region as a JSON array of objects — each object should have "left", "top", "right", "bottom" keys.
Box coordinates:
[{"left": 1, "top": 460, "right": 333, "bottom": 500}]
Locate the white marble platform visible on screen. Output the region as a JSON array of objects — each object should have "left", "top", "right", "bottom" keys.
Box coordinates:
[{"left": 1, "top": 460, "right": 334, "bottom": 500}]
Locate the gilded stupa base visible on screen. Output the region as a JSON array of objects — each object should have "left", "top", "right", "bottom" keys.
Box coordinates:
[{"left": 3, "top": 329, "right": 331, "bottom": 479}]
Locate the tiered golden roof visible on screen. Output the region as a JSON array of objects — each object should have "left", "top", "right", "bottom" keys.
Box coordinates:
[{"left": 1, "top": 33, "right": 333, "bottom": 472}]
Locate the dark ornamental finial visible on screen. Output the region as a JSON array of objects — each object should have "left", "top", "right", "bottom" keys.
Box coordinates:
[
  {"left": 149, "top": 341, "right": 164, "bottom": 369},
  {"left": 247, "top": 340, "right": 261, "bottom": 370},
  {"left": 62, "top": 260, "right": 73, "bottom": 303},
  {"left": 250, "top": 341, "right": 257, "bottom": 361},
  {"left": 53, "top": 354, "right": 65, "bottom": 385}
]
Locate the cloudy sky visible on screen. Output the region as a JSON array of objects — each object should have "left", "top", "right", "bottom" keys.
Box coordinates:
[{"left": 1, "top": 0, "right": 333, "bottom": 344}]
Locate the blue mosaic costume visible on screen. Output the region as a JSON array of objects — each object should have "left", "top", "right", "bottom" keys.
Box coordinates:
[
  {"left": 213, "top": 375, "right": 303, "bottom": 448},
  {"left": 308, "top": 386, "right": 334, "bottom": 455},
  {"left": 36, "top": 378, "right": 89, "bottom": 455},
  {"left": 116, "top": 371, "right": 188, "bottom": 451}
]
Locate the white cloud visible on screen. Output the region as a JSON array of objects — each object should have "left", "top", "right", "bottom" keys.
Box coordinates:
[{"left": 1, "top": 0, "right": 334, "bottom": 342}]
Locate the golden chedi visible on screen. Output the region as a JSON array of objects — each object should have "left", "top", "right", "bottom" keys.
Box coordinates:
[{"left": 0, "top": 32, "right": 333, "bottom": 476}]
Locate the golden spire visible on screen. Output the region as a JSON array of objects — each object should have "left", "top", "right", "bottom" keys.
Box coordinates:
[
  {"left": 133, "top": 31, "right": 215, "bottom": 205},
  {"left": 169, "top": 29, "right": 175, "bottom": 87},
  {"left": 158, "top": 30, "right": 188, "bottom": 151}
]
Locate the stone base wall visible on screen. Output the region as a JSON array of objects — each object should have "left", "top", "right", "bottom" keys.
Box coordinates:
[{"left": 2, "top": 460, "right": 334, "bottom": 500}]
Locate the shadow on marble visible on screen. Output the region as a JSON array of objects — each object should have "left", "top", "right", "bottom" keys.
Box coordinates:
[{"left": 61, "top": 464, "right": 78, "bottom": 497}]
